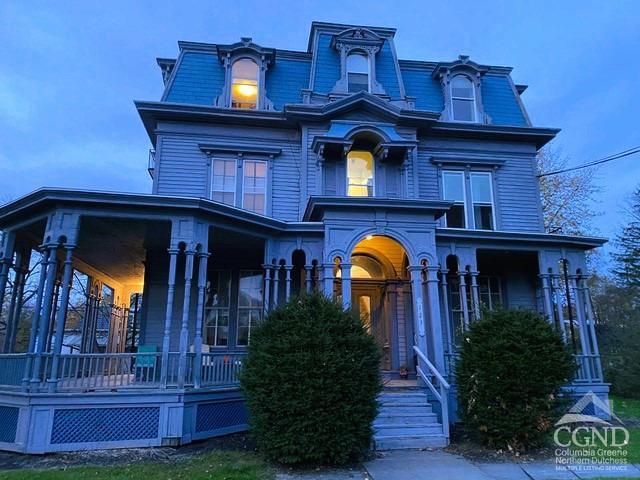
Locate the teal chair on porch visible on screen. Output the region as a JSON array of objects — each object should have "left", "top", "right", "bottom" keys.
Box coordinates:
[{"left": 134, "top": 345, "right": 158, "bottom": 383}]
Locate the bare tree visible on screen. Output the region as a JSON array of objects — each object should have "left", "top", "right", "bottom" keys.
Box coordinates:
[{"left": 537, "top": 148, "right": 599, "bottom": 236}]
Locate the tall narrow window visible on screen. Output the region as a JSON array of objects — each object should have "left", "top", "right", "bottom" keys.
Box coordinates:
[
  {"left": 211, "top": 159, "right": 236, "bottom": 206},
  {"left": 242, "top": 160, "right": 267, "bottom": 215},
  {"left": 347, "top": 150, "right": 374, "bottom": 197},
  {"left": 479, "top": 275, "right": 502, "bottom": 310},
  {"left": 450, "top": 75, "right": 476, "bottom": 122},
  {"left": 205, "top": 270, "right": 231, "bottom": 347},
  {"left": 442, "top": 171, "right": 466, "bottom": 228},
  {"left": 346, "top": 53, "right": 369, "bottom": 93},
  {"left": 237, "top": 270, "right": 263, "bottom": 346},
  {"left": 231, "top": 59, "right": 259, "bottom": 109},
  {"left": 470, "top": 172, "right": 495, "bottom": 230}
]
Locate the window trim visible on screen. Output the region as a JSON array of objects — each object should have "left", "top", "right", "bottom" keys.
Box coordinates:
[
  {"left": 241, "top": 159, "right": 268, "bottom": 215},
  {"left": 205, "top": 269, "right": 232, "bottom": 348},
  {"left": 450, "top": 74, "right": 477, "bottom": 123},
  {"left": 442, "top": 170, "right": 467, "bottom": 229},
  {"left": 346, "top": 150, "right": 375, "bottom": 198},
  {"left": 210, "top": 157, "right": 237, "bottom": 207},
  {"left": 469, "top": 171, "right": 496, "bottom": 230}
]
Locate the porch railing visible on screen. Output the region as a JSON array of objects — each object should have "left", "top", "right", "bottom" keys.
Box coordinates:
[
  {"left": 574, "top": 353, "right": 604, "bottom": 384},
  {"left": 0, "top": 351, "right": 245, "bottom": 392},
  {"left": 413, "top": 346, "right": 450, "bottom": 441}
]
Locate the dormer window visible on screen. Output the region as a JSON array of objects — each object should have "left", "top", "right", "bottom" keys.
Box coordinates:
[
  {"left": 347, "top": 53, "right": 369, "bottom": 93},
  {"left": 450, "top": 75, "right": 476, "bottom": 122},
  {"left": 231, "top": 59, "right": 259, "bottom": 109},
  {"left": 347, "top": 150, "right": 374, "bottom": 197}
]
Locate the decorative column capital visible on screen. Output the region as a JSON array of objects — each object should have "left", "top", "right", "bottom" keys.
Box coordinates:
[
  {"left": 406, "top": 265, "right": 423, "bottom": 273},
  {"left": 167, "top": 247, "right": 181, "bottom": 255}
]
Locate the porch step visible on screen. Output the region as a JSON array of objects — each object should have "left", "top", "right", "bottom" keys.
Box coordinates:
[{"left": 373, "top": 387, "right": 447, "bottom": 450}]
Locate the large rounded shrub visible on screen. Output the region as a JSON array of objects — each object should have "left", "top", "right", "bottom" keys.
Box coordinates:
[
  {"left": 240, "top": 294, "right": 381, "bottom": 465},
  {"left": 456, "top": 309, "right": 575, "bottom": 451}
]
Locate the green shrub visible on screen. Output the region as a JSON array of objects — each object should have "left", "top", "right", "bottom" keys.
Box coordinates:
[
  {"left": 240, "top": 294, "right": 381, "bottom": 465},
  {"left": 456, "top": 309, "right": 575, "bottom": 451}
]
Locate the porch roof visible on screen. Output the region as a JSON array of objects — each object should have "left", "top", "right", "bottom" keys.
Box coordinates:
[
  {"left": 303, "top": 196, "right": 453, "bottom": 221},
  {"left": 436, "top": 228, "right": 608, "bottom": 250},
  {"left": 0, "top": 188, "right": 323, "bottom": 234}
]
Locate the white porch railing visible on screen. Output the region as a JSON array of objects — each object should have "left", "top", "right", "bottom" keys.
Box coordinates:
[
  {"left": 413, "top": 346, "right": 450, "bottom": 441},
  {"left": 574, "top": 353, "right": 604, "bottom": 383},
  {"left": 0, "top": 351, "right": 245, "bottom": 392}
]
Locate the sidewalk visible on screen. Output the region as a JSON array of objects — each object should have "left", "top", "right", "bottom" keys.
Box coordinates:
[{"left": 364, "top": 450, "right": 640, "bottom": 480}]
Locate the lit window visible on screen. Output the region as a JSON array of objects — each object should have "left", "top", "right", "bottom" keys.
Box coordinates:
[
  {"left": 212, "top": 159, "right": 236, "bottom": 206},
  {"left": 231, "top": 59, "right": 259, "bottom": 109},
  {"left": 242, "top": 160, "right": 267, "bottom": 215},
  {"left": 237, "top": 270, "right": 263, "bottom": 346},
  {"left": 442, "top": 171, "right": 466, "bottom": 228},
  {"left": 450, "top": 75, "right": 476, "bottom": 122},
  {"left": 205, "top": 271, "right": 231, "bottom": 347},
  {"left": 346, "top": 53, "right": 369, "bottom": 93},
  {"left": 347, "top": 150, "right": 374, "bottom": 197},
  {"left": 470, "top": 172, "right": 494, "bottom": 230}
]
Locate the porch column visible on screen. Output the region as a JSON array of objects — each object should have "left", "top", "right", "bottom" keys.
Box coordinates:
[
  {"left": 340, "top": 263, "right": 352, "bottom": 309},
  {"left": 569, "top": 275, "right": 591, "bottom": 357},
  {"left": 458, "top": 271, "right": 470, "bottom": 330},
  {"left": 47, "top": 245, "right": 75, "bottom": 392},
  {"left": 193, "top": 251, "right": 210, "bottom": 388},
  {"left": 551, "top": 274, "right": 568, "bottom": 341},
  {"left": 31, "top": 245, "right": 59, "bottom": 388},
  {"left": 284, "top": 265, "right": 293, "bottom": 302},
  {"left": 439, "top": 269, "right": 454, "bottom": 356},
  {"left": 0, "top": 232, "right": 16, "bottom": 315},
  {"left": 22, "top": 248, "right": 49, "bottom": 391},
  {"left": 408, "top": 266, "right": 429, "bottom": 359},
  {"left": 272, "top": 264, "right": 280, "bottom": 307},
  {"left": 4, "top": 249, "right": 31, "bottom": 352},
  {"left": 322, "top": 263, "right": 334, "bottom": 298},
  {"left": 580, "top": 276, "right": 603, "bottom": 381},
  {"left": 539, "top": 273, "right": 554, "bottom": 323},
  {"left": 469, "top": 270, "right": 481, "bottom": 321},
  {"left": 160, "top": 248, "right": 180, "bottom": 388},
  {"left": 304, "top": 265, "right": 313, "bottom": 293},
  {"left": 178, "top": 250, "right": 195, "bottom": 387},
  {"left": 262, "top": 264, "right": 272, "bottom": 312},
  {"left": 425, "top": 266, "right": 446, "bottom": 372}
]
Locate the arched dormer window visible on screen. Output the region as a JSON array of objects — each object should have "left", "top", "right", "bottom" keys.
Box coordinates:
[
  {"left": 231, "top": 58, "right": 259, "bottom": 109},
  {"left": 346, "top": 52, "right": 369, "bottom": 93},
  {"left": 450, "top": 75, "right": 476, "bottom": 122},
  {"left": 347, "top": 150, "right": 374, "bottom": 197},
  {"left": 433, "top": 55, "right": 489, "bottom": 123}
]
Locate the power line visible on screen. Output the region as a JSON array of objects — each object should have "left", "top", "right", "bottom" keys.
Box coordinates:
[{"left": 537, "top": 146, "right": 640, "bottom": 177}]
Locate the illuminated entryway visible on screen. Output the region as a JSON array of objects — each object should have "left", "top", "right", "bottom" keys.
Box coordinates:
[{"left": 335, "top": 235, "right": 412, "bottom": 374}]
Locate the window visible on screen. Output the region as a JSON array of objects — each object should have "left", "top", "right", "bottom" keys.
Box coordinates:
[
  {"left": 442, "top": 171, "right": 466, "bottom": 228},
  {"left": 347, "top": 150, "right": 374, "bottom": 197},
  {"left": 470, "top": 172, "right": 495, "bottom": 230},
  {"left": 346, "top": 53, "right": 369, "bottom": 93},
  {"left": 242, "top": 160, "right": 267, "bottom": 215},
  {"left": 211, "top": 159, "right": 236, "bottom": 206},
  {"left": 205, "top": 271, "right": 231, "bottom": 347},
  {"left": 237, "top": 270, "right": 263, "bottom": 346},
  {"left": 450, "top": 75, "right": 476, "bottom": 122},
  {"left": 231, "top": 59, "right": 259, "bottom": 109},
  {"left": 479, "top": 275, "right": 502, "bottom": 310}
]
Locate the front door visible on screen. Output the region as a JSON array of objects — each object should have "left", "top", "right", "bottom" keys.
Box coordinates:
[{"left": 352, "top": 283, "right": 391, "bottom": 370}]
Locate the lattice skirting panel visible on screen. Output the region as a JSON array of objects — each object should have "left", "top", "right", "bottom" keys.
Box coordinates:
[
  {"left": 51, "top": 406, "right": 160, "bottom": 444},
  {"left": 195, "top": 400, "right": 247, "bottom": 435},
  {"left": 0, "top": 405, "right": 19, "bottom": 443}
]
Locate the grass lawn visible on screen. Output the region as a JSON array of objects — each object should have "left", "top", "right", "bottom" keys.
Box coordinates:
[
  {"left": 0, "top": 451, "right": 273, "bottom": 480},
  {"left": 611, "top": 396, "right": 640, "bottom": 422}
]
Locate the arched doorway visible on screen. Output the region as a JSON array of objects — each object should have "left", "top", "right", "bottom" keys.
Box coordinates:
[{"left": 337, "top": 235, "right": 411, "bottom": 374}]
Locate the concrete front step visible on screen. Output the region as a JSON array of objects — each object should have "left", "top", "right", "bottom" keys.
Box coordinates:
[
  {"left": 373, "top": 434, "right": 448, "bottom": 450},
  {"left": 374, "top": 424, "right": 443, "bottom": 436},
  {"left": 375, "top": 412, "right": 438, "bottom": 424},
  {"left": 378, "top": 403, "right": 433, "bottom": 413}
]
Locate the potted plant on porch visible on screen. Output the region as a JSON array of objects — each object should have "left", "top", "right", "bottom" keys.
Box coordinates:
[{"left": 399, "top": 364, "right": 409, "bottom": 380}]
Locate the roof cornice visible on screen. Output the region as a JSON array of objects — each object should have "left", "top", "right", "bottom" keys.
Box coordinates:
[{"left": 436, "top": 228, "right": 607, "bottom": 249}]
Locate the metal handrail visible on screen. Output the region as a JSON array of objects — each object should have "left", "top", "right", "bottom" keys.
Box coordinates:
[{"left": 413, "top": 345, "right": 450, "bottom": 440}]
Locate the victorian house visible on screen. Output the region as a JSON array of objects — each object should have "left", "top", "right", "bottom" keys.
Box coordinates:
[{"left": 0, "top": 22, "right": 607, "bottom": 453}]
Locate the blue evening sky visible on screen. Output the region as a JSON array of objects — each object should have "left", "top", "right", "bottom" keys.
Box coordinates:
[{"left": 1, "top": 1, "right": 638, "bottom": 265}]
